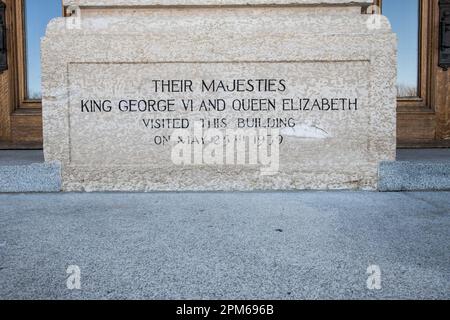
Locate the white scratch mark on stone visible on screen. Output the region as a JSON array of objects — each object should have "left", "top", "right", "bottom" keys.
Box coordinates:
[{"left": 281, "top": 124, "right": 329, "bottom": 139}]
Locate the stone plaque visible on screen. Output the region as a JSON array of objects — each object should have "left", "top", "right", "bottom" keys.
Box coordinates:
[{"left": 42, "top": 0, "right": 396, "bottom": 191}]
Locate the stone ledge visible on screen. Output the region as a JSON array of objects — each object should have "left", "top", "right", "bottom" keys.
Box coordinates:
[
  {"left": 0, "top": 163, "right": 62, "bottom": 193},
  {"left": 379, "top": 161, "right": 450, "bottom": 192}
]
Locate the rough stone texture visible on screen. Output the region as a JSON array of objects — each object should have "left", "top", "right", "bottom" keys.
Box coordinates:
[
  {"left": 379, "top": 161, "right": 450, "bottom": 192},
  {"left": 42, "top": 4, "right": 397, "bottom": 192},
  {"left": 0, "top": 192, "right": 449, "bottom": 299},
  {"left": 0, "top": 163, "right": 61, "bottom": 193}
]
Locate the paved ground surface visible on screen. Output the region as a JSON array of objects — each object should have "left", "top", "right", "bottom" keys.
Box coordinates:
[
  {"left": 397, "top": 149, "right": 450, "bottom": 162},
  {"left": 0, "top": 150, "right": 44, "bottom": 166},
  {"left": 0, "top": 191, "right": 449, "bottom": 300}
]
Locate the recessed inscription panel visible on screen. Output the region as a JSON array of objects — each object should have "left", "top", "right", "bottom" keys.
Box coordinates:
[{"left": 68, "top": 61, "right": 370, "bottom": 170}]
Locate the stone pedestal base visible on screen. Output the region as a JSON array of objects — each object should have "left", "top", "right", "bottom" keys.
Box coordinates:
[{"left": 42, "top": 0, "right": 396, "bottom": 191}]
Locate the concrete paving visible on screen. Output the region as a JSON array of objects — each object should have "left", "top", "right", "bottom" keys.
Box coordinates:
[
  {"left": 379, "top": 149, "right": 450, "bottom": 191},
  {"left": 0, "top": 162, "right": 61, "bottom": 193},
  {"left": 0, "top": 151, "right": 59, "bottom": 193},
  {"left": 0, "top": 150, "right": 44, "bottom": 166},
  {"left": 379, "top": 161, "right": 450, "bottom": 191},
  {"left": 397, "top": 149, "right": 450, "bottom": 162},
  {"left": 0, "top": 191, "right": 448, "bottom": 300}
]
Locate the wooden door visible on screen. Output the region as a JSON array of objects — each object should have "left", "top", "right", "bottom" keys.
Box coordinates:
[
  {"left": 0, "top": 0, "right": 61, "bottom": 149},
  {"left": 377, "top": 0, "right": 450, "bottom": 147}
]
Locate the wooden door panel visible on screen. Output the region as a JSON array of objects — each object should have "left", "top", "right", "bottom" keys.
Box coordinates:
[
  {"left": 390, "top": 0, "right": 450, "bottom": 147},
  {"left": 0, "top": 60, "right": 11, "bottom": 141},
  {"left": 0, "top": 0, "right": 44, "bottom": 148}
]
